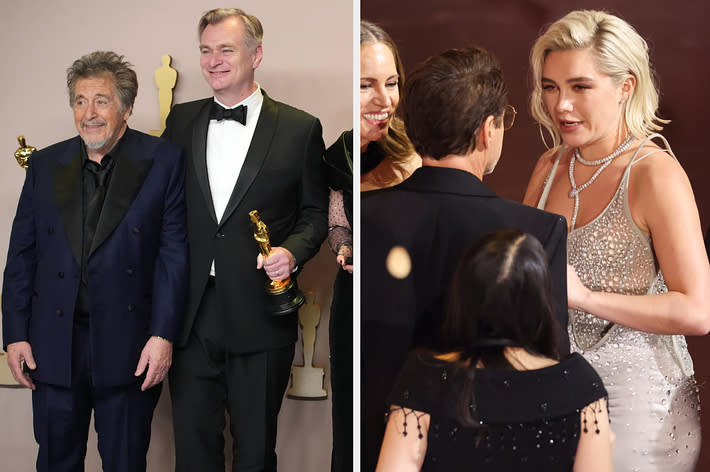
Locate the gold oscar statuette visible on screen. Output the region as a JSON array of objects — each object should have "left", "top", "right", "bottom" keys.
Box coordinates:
[
  {"left": 14, "top": 135, "right": 36, "bottom": 170},
  {"left": 150, "top": 54, "right": 178, "bottom": 137},
  {"left": 287, "top": 292, "right": 327, "bottom": 400},
  {"left": 249, "top": 210, "right": 305, "bottom": 315}
]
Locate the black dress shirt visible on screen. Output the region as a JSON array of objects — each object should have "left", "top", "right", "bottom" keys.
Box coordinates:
[{"left": 74, "top": 136, "right": 122, "bottom": 323}]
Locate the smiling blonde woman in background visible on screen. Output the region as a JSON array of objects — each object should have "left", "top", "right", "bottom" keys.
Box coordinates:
[
  {"left": 524, "top": 10, "right": 710, "bottom": 471},
  {"left": 360, "top": 20, "right": 419, "bottom": 191}
]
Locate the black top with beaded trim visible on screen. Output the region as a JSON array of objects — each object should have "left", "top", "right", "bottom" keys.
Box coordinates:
[{"left": 386, "top": 351, "right": 607, "bottom": 471}]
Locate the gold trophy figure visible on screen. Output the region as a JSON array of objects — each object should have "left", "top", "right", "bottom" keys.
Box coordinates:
[
  {"left": 14, "top": 135, "right": 36, "bottom": 169},
  {"left": 249, "top": 210, "right": 305, "bottom": 315},
  {"left": 287, "top": 292, "right": 328, "bottom": 400},
  {"left": 150, "top": 54, "right": 178, "bottom": 136}
]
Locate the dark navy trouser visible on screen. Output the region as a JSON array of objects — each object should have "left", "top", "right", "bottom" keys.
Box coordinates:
[{"left": 32, "top": 322, "right": 161, "bottom": 472}]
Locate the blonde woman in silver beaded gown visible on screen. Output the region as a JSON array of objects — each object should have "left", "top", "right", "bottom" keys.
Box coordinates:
[{"left": 523, "top": 10, "right": 710, "bottom": 472}]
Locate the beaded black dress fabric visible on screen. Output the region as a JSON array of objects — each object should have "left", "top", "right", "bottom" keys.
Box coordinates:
[{"left": 387, "top": 352, "right": 607, "bottom": 471}]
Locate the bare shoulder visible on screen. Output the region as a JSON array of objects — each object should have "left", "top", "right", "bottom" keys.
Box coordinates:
[
  {"left": 629, "top": 141, "right": 687, "bottom": 191},
  {"left": 523, "top": 146, "right": 564, "bottom": 206},
  {"left": 530, "top": 147, "right": 561, "bottom": 173},
  {"left": 628, "top": 139, "right": 694, "bottom": 233}
]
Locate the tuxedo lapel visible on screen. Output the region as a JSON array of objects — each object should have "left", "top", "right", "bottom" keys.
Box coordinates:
[
  {"left": 52, "top": 139, "right": 83, "bottom": 266},
  {"left": 218, "top": 95, "right": 278, "bottom": 227},
  {"left": 90, "top": 132, "right": 153, "bottom": 255},
  {"left": 191, "top": 101, "right": 218, "bottom": 223}
]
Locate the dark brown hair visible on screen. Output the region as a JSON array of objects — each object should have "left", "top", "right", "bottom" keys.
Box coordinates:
[
  {"left": 441, "top": 229, "right": 561, "bottom": 425},
  {"left": 402, "top": 47, "right": 507, "bottom": 160}
]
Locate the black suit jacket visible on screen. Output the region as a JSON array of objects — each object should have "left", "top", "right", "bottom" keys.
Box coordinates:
[
  {"left": 360, "top": 166, "right": 569, "bottom": 470},
  {"left": 162, "top": 91, "right": 327, "bottom": 352},
  {"left": 2, "top": 128, "right": 187, "bottom": 388}
]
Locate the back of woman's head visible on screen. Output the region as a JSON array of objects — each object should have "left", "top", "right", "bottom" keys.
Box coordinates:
[
  {"left": 442, "top": 229, "right": 560, "bottom": 359},
  {"left": 530, "top": 9, "right": 666, "bottom": 148}
]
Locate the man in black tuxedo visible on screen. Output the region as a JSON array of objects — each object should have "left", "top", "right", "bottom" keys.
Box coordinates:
[
  {"left": 361, "top": 47, "right": 570, "bottom": 470},
  {"left": 2, "top": 51, "right": 187, "bottom": 471},
  {"left": 161, "top": 8, "right": 328, "bottom": 471}
]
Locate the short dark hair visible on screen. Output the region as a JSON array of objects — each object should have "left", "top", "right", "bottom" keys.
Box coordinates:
[
  {"left": 402, "top": 47, "right": 507, "bottom": 160},
  {"left": 66, "top": 51, "right": 137, "bottom": 113},
  {"left": 441, "top": 228, "right": 561, "bottom": 425}
]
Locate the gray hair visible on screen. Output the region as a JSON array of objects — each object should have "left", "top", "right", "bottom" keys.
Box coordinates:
[
  {"left": 198, "top": 8, "right": 263, "bottom": 49},
  {"left": 66, "top": 51, "right": 137, "bottom": 113}
]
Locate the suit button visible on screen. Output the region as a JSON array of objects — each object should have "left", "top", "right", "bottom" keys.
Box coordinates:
[
  {"left": 126, "top": 267, "right": 134, "bottom": 276},
  {"left": 127, "top": 304, "right": 135, "bottom": 312},
  {"left": 132, "top": 227, "right": 140, "bottom": 234},
  {"left": 216, "top": 232, "right": 225, "bottom": 239},
  {"left": 48, "top": 226, "right": 55, "bottom": 234},
  {"left": 58, "top": 271, "right": 64, "bottom": 278},
  {"left": 55, "top": 309, "right": 63, "bottom": 317}
]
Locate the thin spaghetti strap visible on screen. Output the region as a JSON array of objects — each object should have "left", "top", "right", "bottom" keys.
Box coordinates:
[
  {"left": 621, "top": 133, "right": 676, "bottom": 194},
  {"left": 628, "top": 133, "right": 676, "bottom": 169},
  {"left": 537, "top": 146, "right": 565, "bottom": 210}
]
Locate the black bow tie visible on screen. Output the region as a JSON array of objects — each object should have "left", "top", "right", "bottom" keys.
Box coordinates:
[{"left": 209, "top": 103, "right": 247, "bottom": 125}]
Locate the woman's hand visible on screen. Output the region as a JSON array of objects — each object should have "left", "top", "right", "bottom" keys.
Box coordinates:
[{"left": 337, "top": 245, "right": 353, "bottom": 274}]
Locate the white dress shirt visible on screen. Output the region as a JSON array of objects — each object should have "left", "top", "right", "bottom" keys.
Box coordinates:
[{"left": 207, "top": 86, "right": 264, "bottom": 275}]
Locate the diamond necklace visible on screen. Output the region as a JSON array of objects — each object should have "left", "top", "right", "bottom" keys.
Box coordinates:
[{"left": 568, "top": 134, "right": 634, "bottom": 229}]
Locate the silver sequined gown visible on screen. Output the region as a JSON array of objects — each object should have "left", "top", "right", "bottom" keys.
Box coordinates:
[{"left": 538, "top": 134, "right": 701, "bottom": 471}]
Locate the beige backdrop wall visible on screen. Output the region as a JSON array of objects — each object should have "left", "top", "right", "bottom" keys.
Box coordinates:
[{"left": 0, "top": 1, "right": 352, "bottom": 470}]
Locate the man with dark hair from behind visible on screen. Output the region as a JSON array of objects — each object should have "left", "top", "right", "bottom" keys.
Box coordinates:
[{"left": 361, "top": 46, "right": 569, "bottom": 470}]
